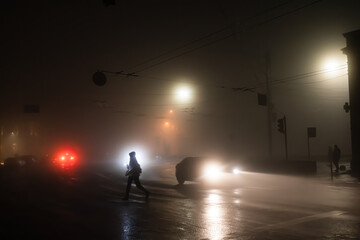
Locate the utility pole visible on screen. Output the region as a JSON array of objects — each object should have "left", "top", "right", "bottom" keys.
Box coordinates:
[
  {"left": 265, "top": 53, "right": 273, "bottom": 159},
  {"left": 284, "top": 116, "right": 288, "bottom": 161},
  {"left": 277, "top": 116, "right": 288, "bottom": 161},
  {"left": 343, "top": 30, "right": 360, "bottom": 174},
  {"left": 0, "top": 126, "right": 2, "bottom": 160}
]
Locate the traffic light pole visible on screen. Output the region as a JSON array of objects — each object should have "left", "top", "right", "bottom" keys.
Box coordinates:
[
  {"left": 307, "top": 135, "right": 310, "bottom": 161},
  {"left": 265, "top": 53, "right": 273, "bottom": 158}
]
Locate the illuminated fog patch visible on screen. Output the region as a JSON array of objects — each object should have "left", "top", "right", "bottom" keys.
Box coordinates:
[
  {"left": 119, "top": 145, "right": 149, "bottom": 168},
  {"left": 173, "top": 84, "right": 194, "bottom": 104},
  {"left": 203, "top": 163, "right": 222, "bottom": 181}
]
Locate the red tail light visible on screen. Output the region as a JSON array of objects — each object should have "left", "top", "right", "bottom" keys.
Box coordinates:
[{"left": 54, "top": 150, "right": 78, "bottom": 169}]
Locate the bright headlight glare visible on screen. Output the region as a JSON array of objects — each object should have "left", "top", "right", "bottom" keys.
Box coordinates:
[
  {"left": 203, "top": 163, "right": 222, "bottom": 180},
  {"left": 232, "top": 168, "right": 241, "bottom": 174}
]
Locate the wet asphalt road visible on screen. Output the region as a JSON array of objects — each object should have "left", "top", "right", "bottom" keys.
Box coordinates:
[{"left": 0, "top": 162, "right": 359, "bottom": 240}]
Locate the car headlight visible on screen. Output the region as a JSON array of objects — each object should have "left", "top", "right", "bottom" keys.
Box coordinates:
[
  {"left": 203, "top": 163, "right": 222, "bottom": 180},
  {"left": 232, "top": 168, "right": 241, "bottom": 174}
]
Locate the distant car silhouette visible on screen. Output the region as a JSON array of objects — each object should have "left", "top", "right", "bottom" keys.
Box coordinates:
[
  {"left": 2, "top": 155, "right": 38, "bottom": 169},
  {"left": 3, "top": 157, "right": 19, "bottom": 169},
  {"left": 18, "top": 155, "right": 38, "bottom": 167},
  {"left": 176, "top": 157, "right": 227, "bottom": 184},
  {"left": 175, "top": 157, "right": 243, "bottom": 184}
]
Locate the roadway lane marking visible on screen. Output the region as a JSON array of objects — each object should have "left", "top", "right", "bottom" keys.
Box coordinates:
[{"left": 254, "top": 210, "right": 346, "bottom": 231}]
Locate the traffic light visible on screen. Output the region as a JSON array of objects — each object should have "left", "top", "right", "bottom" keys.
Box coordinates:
[
  {"left": 93, "top": 71, "right": 107, "bottom": 86},
  {"left": 277, "top": 118, "right": 284, "bottom": 133}
]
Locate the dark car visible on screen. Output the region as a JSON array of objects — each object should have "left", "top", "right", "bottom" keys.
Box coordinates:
[
  {"left": 2, "top": 155, "right": 38, "bottom": 169},
  {"left": 18, "top": 155, "right": 38, "bottom": 167},
  {"left": 175, "top": 157, "right": 225, "bottom": 184},
  {"left": 3, "top": 157, "right": 19, "bottom": 169}
]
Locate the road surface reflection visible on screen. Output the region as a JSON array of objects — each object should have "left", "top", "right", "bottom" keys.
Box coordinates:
[{"left": 204, "top": 191, "right": 224, "bottom": 240}]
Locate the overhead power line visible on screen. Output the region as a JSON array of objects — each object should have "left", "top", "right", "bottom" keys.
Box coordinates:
[
  {"left": 296, "top": 73, "right": 348, "bottom": 86},
  {"left": 268, "top": 65, "right": 347, "bottom": 86},
  {"left": 129, "top": 0, "right": 323, "bottom": 74},
  {"left": 108, "top": 63, "right": 347, "bottom": 96},
  {"left": 99, "top": 66, "right": 348, "bottom": 115},
  {"left": 123, "top": 25, "right": 233, "bottom": 73},
  {"left": 124, "top": 0, "right": 294, "bottom": 73}
]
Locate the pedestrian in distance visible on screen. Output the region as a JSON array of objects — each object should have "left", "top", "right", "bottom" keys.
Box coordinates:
[
  {"left": 332, "top": 144, "right": 341, "bottom": 173},
  {"left": 328, "top": 145, "right": 333, "bottom": 173},
  {"left": 122, "top": 151, "right": 150, "bottom": 200}
]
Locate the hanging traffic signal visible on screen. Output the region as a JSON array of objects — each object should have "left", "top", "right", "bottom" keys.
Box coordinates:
[
  {"left": 257, "top": 93, "right": 267, "bottom": 106},
  {"left": 93, "top": 71, "right": 107, "bottom": 86},
  {"left": 277, "top": 118, "right": 284, "bottom": 133}
]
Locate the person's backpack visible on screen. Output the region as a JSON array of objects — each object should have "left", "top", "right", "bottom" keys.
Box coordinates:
[
  {"left": 135, "top": 162, "right": 142, "bottom": 174},
  {"left": 126, "top": 162, "right": 142, "bottom": 176}
]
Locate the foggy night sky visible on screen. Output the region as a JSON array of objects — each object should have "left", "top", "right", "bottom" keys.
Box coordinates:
[{"left": 1, "top": 0, "right": 359, "bottom": 160}]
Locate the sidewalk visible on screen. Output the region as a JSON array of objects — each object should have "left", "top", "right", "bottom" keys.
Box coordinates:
[{"left": 316, "top": 160, "right": 360, "bottom": 186}]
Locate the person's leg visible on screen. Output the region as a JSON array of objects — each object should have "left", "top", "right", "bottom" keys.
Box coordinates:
[
  {"left": 332, "top": 159, "right": 338, "bottom": 171},
  {"left": 123, "top": 176, "right": 133, "bottom": 199},
  {"left": 134, "top": 176, "right": 150, "bottom": 198},
  {"left": 335, "top": 160, "right": 339, "bottom": 171}
]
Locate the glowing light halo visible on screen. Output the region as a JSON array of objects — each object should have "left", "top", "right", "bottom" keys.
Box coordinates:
[
  {"left": 319, "top": 53, "right": 348, "bottom": 79},
  {"left": 203, "top": 162, "right": 222, "bottom": 181},
  {"left": 322, "top": 58, "right": 339, "bottom": 72},
  {"left": 173, "top": 84, "right": 194, "bottom": 103},
  {"left": 119, "top": 145, "right": 149, "bottom": 168},
  {"left": 232, "top": 168, "right": 241, "bottom": 175}
]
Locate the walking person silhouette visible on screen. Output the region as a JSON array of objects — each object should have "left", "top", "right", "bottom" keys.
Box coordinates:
[
  {"left": 123, "top": 151, "right": 150, "bottom": 200},
  {"left": 332, "top": 145, "right": 341, "bottom": 173}
]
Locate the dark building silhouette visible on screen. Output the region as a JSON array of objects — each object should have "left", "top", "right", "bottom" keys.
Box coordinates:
[{"left": 343, "top": 29, "right": 360, "bottom": 174}]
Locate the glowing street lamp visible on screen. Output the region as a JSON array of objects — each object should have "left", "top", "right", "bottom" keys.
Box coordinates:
[
  {"left": 174, "top": 84, "right": 193, "bottom": 103},
  {"left": 322, "top": 58, "right": 339, "bottom": 71},
  {"left": 322, "top": 58, "right": 344, "bottom": 78},
  {"left": 320, "top": 54, "right": 347, "bottom": 78}
]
